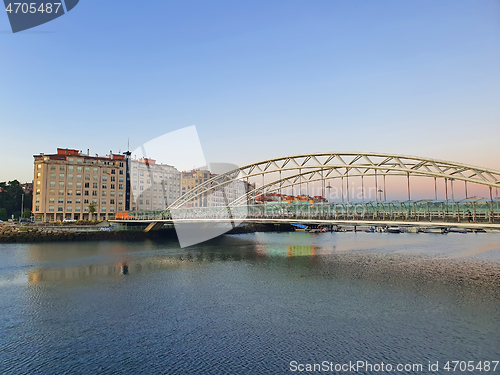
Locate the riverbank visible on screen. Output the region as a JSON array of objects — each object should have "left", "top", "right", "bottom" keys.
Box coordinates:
[{"left": 0, "top": 223, "right": 294, "bottom": 243}]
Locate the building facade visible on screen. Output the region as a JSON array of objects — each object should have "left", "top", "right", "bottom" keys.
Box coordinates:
[
  {"left": 33, "top": 148, "right": 129, "bottom": 221},
  {"left": 130, "top": 158, "right": 181, "bottom": 211}
]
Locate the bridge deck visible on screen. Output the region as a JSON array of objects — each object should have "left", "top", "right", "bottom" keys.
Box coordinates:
[{"left": 110, "top": 218, "right": 500, "bottom": 230}]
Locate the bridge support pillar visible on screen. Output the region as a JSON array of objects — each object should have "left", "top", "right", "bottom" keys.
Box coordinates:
[{"left": 144, "top": 222, "right": 164, "bottom": 232}]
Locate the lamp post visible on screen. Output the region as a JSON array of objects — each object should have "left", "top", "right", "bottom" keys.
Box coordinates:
[
  {"left": 326, "top": 184, "right": 332, "bottom": 202},
  {"left": 378, "top": 189, "right": 383, "bottom": 202}
]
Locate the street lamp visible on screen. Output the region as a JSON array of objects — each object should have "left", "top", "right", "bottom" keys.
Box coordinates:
[
  {"left": 378, "top": 189, "right": 383, "bottom": 202},
  {"left": 326, "top": 184, "right": 332, "bottom": 202}
]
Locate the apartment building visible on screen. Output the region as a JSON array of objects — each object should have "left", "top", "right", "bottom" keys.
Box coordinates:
[
  {"left": 130, "top": 158, "right": 181, "bottom": 211},
  {"left": 180, "top": 169, "right": 250, "bottom": 208},
  {"left": 33, "top": 148, "right": 129, "bottom": 221}
]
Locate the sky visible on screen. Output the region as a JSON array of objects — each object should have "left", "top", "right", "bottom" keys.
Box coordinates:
[{"left": 1, "top": 0, "right": 499, "bottom": 189}]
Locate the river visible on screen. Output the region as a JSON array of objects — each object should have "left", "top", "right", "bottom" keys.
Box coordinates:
[{"left": 1, "top": 232, "right": 499, "bottom": 374}]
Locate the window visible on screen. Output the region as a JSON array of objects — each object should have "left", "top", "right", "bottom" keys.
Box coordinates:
[
  {"left": 50, "top": 181, "right": 56, "bottom": 187},
  {"left": 84, "top": 190, "right": 89, "bottom": 196},
  {"left": 118, "top": 192, "right": 123, "bottom": 197},
  {"left": 37, "top": 165, "right": 42, "bottom": 170},
  {"left": 110, "top": 191, "right": 115, "bottom": 197},
  {"left": 76, "top": 198, "right": 81, "bottom": 204},
  {"left": 119, "top": 177, "right": 123, "bottom": 182},
  {"left": 37, "top": 181, "right": 41, "bottom": 185},
  {"left": 76, "top": 183, "right": 81, "bottom": 188},
  {"left": 36, "top": 188, "right": 41, "bottom": 195},
  {"left": 102, "top": 184, "right": 107, "bottom": 189},
  {"left": 85, "top": 183, "right": 89, "bottom": 188},
  {"left": 58, "top": 198, "right": 64, "bottom": 204},
  {"left": 59, "top": 165, "right": 65, "bottom": 171},
  {"left": 67, "top": 206, "right": 72, "bottom": 212},
  {"left": 111, "top": 176, "right": 115, "bottom": 182},
  {"left": 119, "top": 162, "right": 124, "bottom": 168},
  {"left": 68, "top": 158, "right": 74, "bottom": 164},
  {"left": 119, "top": 170, "right": 123, "bottom": 175},
  {"left": 68, "top": 166, "right": 74, "bottom": 172},
  {"left": 103, "top": 168, "right": 107, "bottom": 174},
  {"left": 139, "top": 179, "right": 143, "bottom": 184},
  {"left": 77, "top": 166, "right": 82, "bottom": 172},
  {"left": 93, "top": 168, "right": 98, "bottom": 174},
  {"left": 59, "top": 182, "right": 64, "bottom": 188},
  {"left": 84, "top": 207, "right": 89, "bottom": 212},
  {"left": 92, "top": 199, "right": 97, "bottom": 204},
  {"left": 67, "top": 198, "right": 72, "bottom": 204},
  {"left": 85, "top": 175, "right": 90, "bottom": 181},
  {"left": 59, "top": 189, "right": 65, "bottom": 195},
  {"left": 92, "top": 191, "right": 97, "bottom": 196},
  {"left": 85, "top": 167, "right": 90, "bottom": 173},
  {"left": 102, "top": 176, "right": 107, "bottom": 181},
  {"left": 118, "top": 199, "right": 123, "bottom": 205},
  {"left": 84, "top": 199, "right": 89, "bottom": 204},
  {"left": 102, "top": 198, "right": 106, "bottom": 204},
  {"left": 49, "top": 189, "right": 55, "bottom": 195},
  {"left": 49, "top": 197, "right": 55, "bottom": 203},
  {"left": 93, "top": 175, "right": 98, "bottom": 181},
  {"left": 50, "top": 165, "right": 56, "bottom": 171},
  {"left": 67, "top": 189, "right": 72, "bottom": 195},
  {"left": 68, "top": 182, "right": 73, "bottom": 188},
  {"left": 110, "top": 207, "right": 115, "bottom": 212},
  {"left": 35, "top": 206, "right": 39, "bottom": 212},
  {"left": 146, "top": 200, "right": 150, "bottom": 205},
  {"left": 58, "top": 206, "right": 63, "bottom": 212},
  {"left": 68, "top": 174, "right": 73, "bottom": 180},
  {"left": 77, "top": 159, "right": 83, "bottom": 164},
  {"left": 49, "top": 206, "right": 54, "bottom": 212},
  {"left": 77, "top": 175, "right": 81, "bottom": 181},
  {"left": 76, "top": 190, "right": 81, "bottom": 196},
  {"left": 110, "top": 184, "right": 115, "bottom": 189},
  {"left": 101, "top": 207, "right": 106, "bottom": 212},
  {"left": 75, "top": 206, "right": 81, "bottom": 212},
  {"left": 102, "top": 191, "right": 107, "bottom": 197},
  {"left": 111, "top": 169, "right": 115, "bottom": 174},
  {"left": 50, "top": 173, "right": 55, "bottom": 179},
  {"left": 119, "top": 184, "right": 123, "bottom": 190},
  {"left": 93, "top": 183, "right": 97, "bottom": 189}
]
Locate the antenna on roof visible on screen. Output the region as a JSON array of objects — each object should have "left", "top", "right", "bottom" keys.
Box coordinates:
[{"left": 128, "top": 138, "right": 130, "bottom": 152}]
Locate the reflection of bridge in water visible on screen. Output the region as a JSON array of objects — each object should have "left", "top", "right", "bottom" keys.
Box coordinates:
[{"left": 114, "top": 153, "right": 500, "bottom": 230}]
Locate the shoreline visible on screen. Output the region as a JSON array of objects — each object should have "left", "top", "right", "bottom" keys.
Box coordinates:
[{"left": 0, "top": 223, "right": 295, "bottom": 243}]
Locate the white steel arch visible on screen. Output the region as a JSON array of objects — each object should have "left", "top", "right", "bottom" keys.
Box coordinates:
[{"left": 168, "top": 152, "right": 500, "bottom": 209}]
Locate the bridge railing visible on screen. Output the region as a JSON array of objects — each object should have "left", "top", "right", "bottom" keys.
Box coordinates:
[{"left": 126, "top": 200, "right": 500, "bottom": 224}]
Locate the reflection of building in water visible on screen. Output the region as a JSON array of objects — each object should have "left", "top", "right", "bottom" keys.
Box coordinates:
[
  {"left": 287, "top": 245, "right": 315, "bottom": 257},
  {"left": 130, "top": 158, "right": 181, "bottom": 211},
  {"left": 28, "top": 263, "right": 128, "bottom": 283}
]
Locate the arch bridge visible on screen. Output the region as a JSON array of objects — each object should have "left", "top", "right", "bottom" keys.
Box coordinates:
[{"left": 115, "top": 153, "right": 500, "bottom": 229}]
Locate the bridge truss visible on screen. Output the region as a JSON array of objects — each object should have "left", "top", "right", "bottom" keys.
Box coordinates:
[{"left": 168, "top": 152, "right": 500, "bottom": 210}]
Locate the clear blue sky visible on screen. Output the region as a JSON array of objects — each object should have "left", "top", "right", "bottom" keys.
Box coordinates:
[{"left": 1, "top": 0, "right": 499, "bottom": 183}]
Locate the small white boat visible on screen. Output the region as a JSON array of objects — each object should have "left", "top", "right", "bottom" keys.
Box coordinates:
[
  {"left": 425, "top": 227, "right": 447, "bottom": 234},
  {"left": 387, "top": 226, "right": 401, "bottom": 233}
]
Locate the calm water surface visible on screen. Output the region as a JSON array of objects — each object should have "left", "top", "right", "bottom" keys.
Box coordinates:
[{"left": 1, "top": 232, "right": 499, "bottom": 374}]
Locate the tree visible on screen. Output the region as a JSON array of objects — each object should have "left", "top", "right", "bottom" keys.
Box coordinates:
[
  {"left": 22, "top": 208, "right": 32, "bottom": 218},
  {"left": 0, "top": 208, "right": 7, "bottom": 221},
  {"left": 88, "top": 202, "right": 97, "bottom": 220}
]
